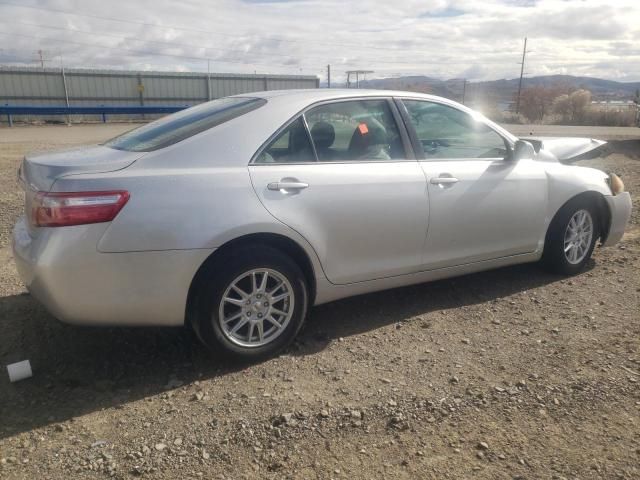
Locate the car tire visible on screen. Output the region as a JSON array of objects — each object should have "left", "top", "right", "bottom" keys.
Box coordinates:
[
  {"left": 192, "top": 245, "right": 308, "bottom": 361},
  {"left": 542, "top": 198, "right": 600, "bottom": 275}
]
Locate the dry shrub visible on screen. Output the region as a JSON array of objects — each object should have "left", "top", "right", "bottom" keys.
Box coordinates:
[{"left": 579, "top": 108, "right": 636, "bottom": 127}]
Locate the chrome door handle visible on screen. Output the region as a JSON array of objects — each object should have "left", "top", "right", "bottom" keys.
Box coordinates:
[
  {"left": 430, "top": 177, "right": 459, "bottom": 185},
  {"left": 267, "top": 181, "right": 309, "bottom": 191}
]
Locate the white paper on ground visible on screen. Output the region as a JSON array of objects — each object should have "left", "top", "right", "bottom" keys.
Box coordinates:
[{"left": 7, "top": 360, "right": 33, "bottom": 382}]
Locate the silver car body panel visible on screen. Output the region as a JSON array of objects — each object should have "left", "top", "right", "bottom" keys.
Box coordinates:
[
  {"left": 602, "top": 192, "right": 632, "bottom": 247},
  {"left": 21, "top": 145, "right": 146, "bottom": 191},
  {"left": 314, "top": 251, "right": 542, "bottom": 305},
  {"left": 248, "top": 161, "right": 429, "bottom": 284},
  {"left": 12, "top": 216, "right": 213, "bottom": 326},
  {"left": 419, "top": 158, "right": 547, "bottom": 269},
  {"left": 524, "top": 136, "right": 606, "bottom": 161},
  {"left": 12, "top": 89, "right": 633, "bottom": 327}
]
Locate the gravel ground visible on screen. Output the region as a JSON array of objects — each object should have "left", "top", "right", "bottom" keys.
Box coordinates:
[{"left": 0, "top": 124, "right": 639, "bottom": 479}]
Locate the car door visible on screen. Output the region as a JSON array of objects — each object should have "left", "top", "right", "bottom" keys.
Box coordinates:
[
  {"left": 398, "top": 98, "right": 547, "bottom": 270},
  {"left": 248, "top": 98, "right": 429, "bottom": 285}
]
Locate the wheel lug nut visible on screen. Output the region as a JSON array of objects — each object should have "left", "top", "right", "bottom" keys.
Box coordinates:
[
  {"left": 264, "top": 302, "right": 269, "bottom": 307},
  {"left": 257, "top": 294, "right": 262, "bottom": 299},
  {"left": 257, "top": 313, "right": 263, "bottom": 318},
  {"left": 246, "top": 312, "right": 251, "bottom": 317}
]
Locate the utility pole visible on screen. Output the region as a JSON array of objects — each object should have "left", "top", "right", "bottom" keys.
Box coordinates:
[
  {"left": 59, "top": 54, "right": 70, "bottom": 125},
  {"left": 327, "top": 64, "right": 331, "bottom": 88},
  {"left": 345, "top": 70, "right": 374, "bottom": 89},
  {"left": 38, "top": 49, "right": 45, "bottom": 69},
  {"left": 462, "top": 79, "right": 467, "bottom": 105},
  {"left": 515, "top": 37, "right": 528, "bottom": 115},
  {"left": 207, "top": 59, "right": 212, "bottom": 100}
]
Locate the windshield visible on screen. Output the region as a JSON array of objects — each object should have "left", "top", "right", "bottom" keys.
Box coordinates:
[{"left": 104, "top": 97, "right": 266, "bottom": 152}]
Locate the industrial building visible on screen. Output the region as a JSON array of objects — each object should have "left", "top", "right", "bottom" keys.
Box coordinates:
[{"left": 0, "top": 67, "right": 319, "bottom": 124}]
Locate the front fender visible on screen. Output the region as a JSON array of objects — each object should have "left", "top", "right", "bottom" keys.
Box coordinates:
[
  {"left": 544, "top": 164, "right": 611, "bottom": 209},
  {"left": 542, "top": 163, "right": 632, "bottom": 247},
  {"left": 542, "top": 164, "right": 610, "bottom": 241}
]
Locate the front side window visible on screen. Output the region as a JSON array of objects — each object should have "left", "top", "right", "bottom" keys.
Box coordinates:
[
  {"left": 305, "top": 99, "right": 406, "bottom": 161},
  {"left": 402, "top": 100, "right": 507, "bottom": 160},
  {"left": 105, "top": 97, "right": 266, "bottom": 152},
  {"left": 255, "top": 117, "right": 315, "bottom": 164}
]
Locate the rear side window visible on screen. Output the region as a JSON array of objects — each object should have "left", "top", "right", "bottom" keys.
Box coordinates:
[
  {"left": 255, "top": 117, "right": 316, "bottom": 164},
  {"left": 305, "top": 100, "right": 406, "bottom": 161},
  {"left": 105, "top": 97, "right": 266, "bottom": 152}
]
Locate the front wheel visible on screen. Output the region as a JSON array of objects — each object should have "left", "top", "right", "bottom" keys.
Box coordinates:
[
  {"left": 542, "top": 198, "right": 599, "bottom": 275},
  {"left": 193, "top": 246, "right": 308, "bottom": 361}
]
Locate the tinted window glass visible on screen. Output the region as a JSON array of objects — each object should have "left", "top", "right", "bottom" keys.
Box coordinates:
[
  {"left": 105, "top": 97, "right": 266, "bottom": 152},
  {"left": 255, "top": 117, "right": 316, "bottom": 164},
  {"left": 305, "top": 100, "right": 406, "bottom": 161},
  {"left": 403, "top": 100, "right": 507, "bottom": 160}
]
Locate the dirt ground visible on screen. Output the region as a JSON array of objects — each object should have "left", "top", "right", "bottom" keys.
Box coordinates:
[{"left": 0, "top": 124, "right": 639, "bottom": 480}]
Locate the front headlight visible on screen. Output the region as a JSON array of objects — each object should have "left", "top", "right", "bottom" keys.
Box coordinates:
[{"left": 608, "top": 173, "right": 625, "bottom": 195}]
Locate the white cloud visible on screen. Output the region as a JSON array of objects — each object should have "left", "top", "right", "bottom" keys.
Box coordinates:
[{"left": 0, "top": 0, "right": 638, "bottom": 81}]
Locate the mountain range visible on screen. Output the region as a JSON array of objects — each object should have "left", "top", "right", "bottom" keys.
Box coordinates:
[{"left": 355, "top": 75, "right": 640, "bottom": 108}]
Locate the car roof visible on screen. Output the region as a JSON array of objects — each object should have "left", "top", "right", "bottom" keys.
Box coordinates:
[
  {"left": 233, "top": 88, "right": 518, "bottom": 145},
  {"left": 235, "top": 88, "right": 438, "bottom": 103}
]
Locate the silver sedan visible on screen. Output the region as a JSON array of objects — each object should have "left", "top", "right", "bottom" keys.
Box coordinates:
[{"left": 12, "top": 90, "right": 632, "bottom": 359}]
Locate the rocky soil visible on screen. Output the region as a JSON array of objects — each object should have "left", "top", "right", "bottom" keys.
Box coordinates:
[{"left": 0, "top": 124, "right": 638, "bottom": 479}]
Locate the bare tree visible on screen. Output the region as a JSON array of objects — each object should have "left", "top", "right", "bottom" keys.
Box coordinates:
[
  {"left": 517, "top": 86, "right": 560, "bottom": 123},
  {"left": 553, "top": 89, "right": 592, "bottom": 124}
]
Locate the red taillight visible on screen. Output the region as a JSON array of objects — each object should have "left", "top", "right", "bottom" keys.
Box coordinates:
[{"left": 31, "top": 190, "right": 130, "bottom": 227}]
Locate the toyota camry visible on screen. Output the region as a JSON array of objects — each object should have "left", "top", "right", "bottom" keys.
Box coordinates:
[{"left": 13, "top": 89, "right": 632, "bottom": 359}]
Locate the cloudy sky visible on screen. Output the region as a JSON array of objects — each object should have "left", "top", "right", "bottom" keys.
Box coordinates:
[{"left": 0, "top": 0, "right": 638, "bottom": 82}]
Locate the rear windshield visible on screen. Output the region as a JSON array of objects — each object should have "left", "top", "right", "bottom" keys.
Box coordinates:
[{"left": 104, "top": 97, "right": 266, "bottom": 152}]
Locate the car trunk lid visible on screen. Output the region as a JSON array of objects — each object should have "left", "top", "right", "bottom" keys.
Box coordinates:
[
  {"left": 19, "top": 145, "right": 145, "bottom": 192},
  {"left": 18, "top": 145, "right": 144, "bottom": 235}
]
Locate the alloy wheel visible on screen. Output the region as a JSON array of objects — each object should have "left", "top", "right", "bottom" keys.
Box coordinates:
[
  {"left": 218, "top": 268, "right": 294, "bottom": 347},
  {"left": 563, "top": 209, "right": 593, "bottom": 265}
]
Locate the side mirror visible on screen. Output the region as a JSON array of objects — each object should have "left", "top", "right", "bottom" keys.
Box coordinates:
[{"left": 510, "top": 139, "right": 535, "bottom": 161}]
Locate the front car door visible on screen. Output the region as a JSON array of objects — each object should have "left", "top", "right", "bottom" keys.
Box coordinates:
[
  {"left": 398, "top": 98, "right": 547, "bottom": 270},
  {"left": 248, "top": 98, "right": 429, "bottom": 285}
]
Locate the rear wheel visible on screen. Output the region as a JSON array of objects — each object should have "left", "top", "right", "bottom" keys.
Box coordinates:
[
  {"left": 542, "top": 198, "right": 599, "bottom": 275},
  {"left": 193, "top": 245, "right": 308, "bottom": 360}
]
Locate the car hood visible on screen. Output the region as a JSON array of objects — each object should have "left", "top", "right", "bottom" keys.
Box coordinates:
[{"left": 522, "top": 136, "right": 606, "bottom": 162}]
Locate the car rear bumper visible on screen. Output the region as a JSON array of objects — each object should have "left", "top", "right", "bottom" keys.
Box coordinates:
[
  {"left": 12, "top": 216, "right": 213, "bottom": 327},
  {"left": 602, "top": 192, "right": 632, "bottom": 247}
]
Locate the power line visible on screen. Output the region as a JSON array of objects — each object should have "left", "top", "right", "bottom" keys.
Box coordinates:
[
  {"left": 0, "top": 0, "right": 449, "bottom": 54},
  {"left": 13, "top": 21, "right": 322, "bottom": 62},
  {"left": 2, "top": 2, "right": 619, "bottom": 73},
  {"left": 0, "top": 22, "right": 529, "bottom": 68},
  {"left": 8, "top": 21, "right": 464, "bottom": 67},
  {"left": 0, "top": 31, "right": 320, "bottom": 72}
]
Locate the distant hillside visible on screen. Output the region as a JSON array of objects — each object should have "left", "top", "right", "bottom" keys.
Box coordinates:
[
  {"left": 357, "top": 75, "right": 466, "bottom": 99},
  {"left": 475, "top": 75, "right": 640, "bottom": 102},
  {"left": 359, "top": 75, "right": 640, "bottom": 107}
]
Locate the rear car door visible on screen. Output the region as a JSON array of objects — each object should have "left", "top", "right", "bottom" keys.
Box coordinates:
[
  {"left": 398, "top": 98, "right": 547, "bottom": 270},
  {"left": 248, "top": 98, "right": 429, "bottom": 285}
]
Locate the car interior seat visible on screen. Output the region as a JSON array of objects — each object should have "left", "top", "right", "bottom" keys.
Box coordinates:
[
  {"left": 310, "top": 121, "right": 336, "bottom": 161},
  {"left": 347, "top": 120, "right": 391, "bottom": 160}
]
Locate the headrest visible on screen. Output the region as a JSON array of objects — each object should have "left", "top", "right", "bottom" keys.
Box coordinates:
[{"left": 310, "top": 121, "right": 336, "bottom": 150}]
